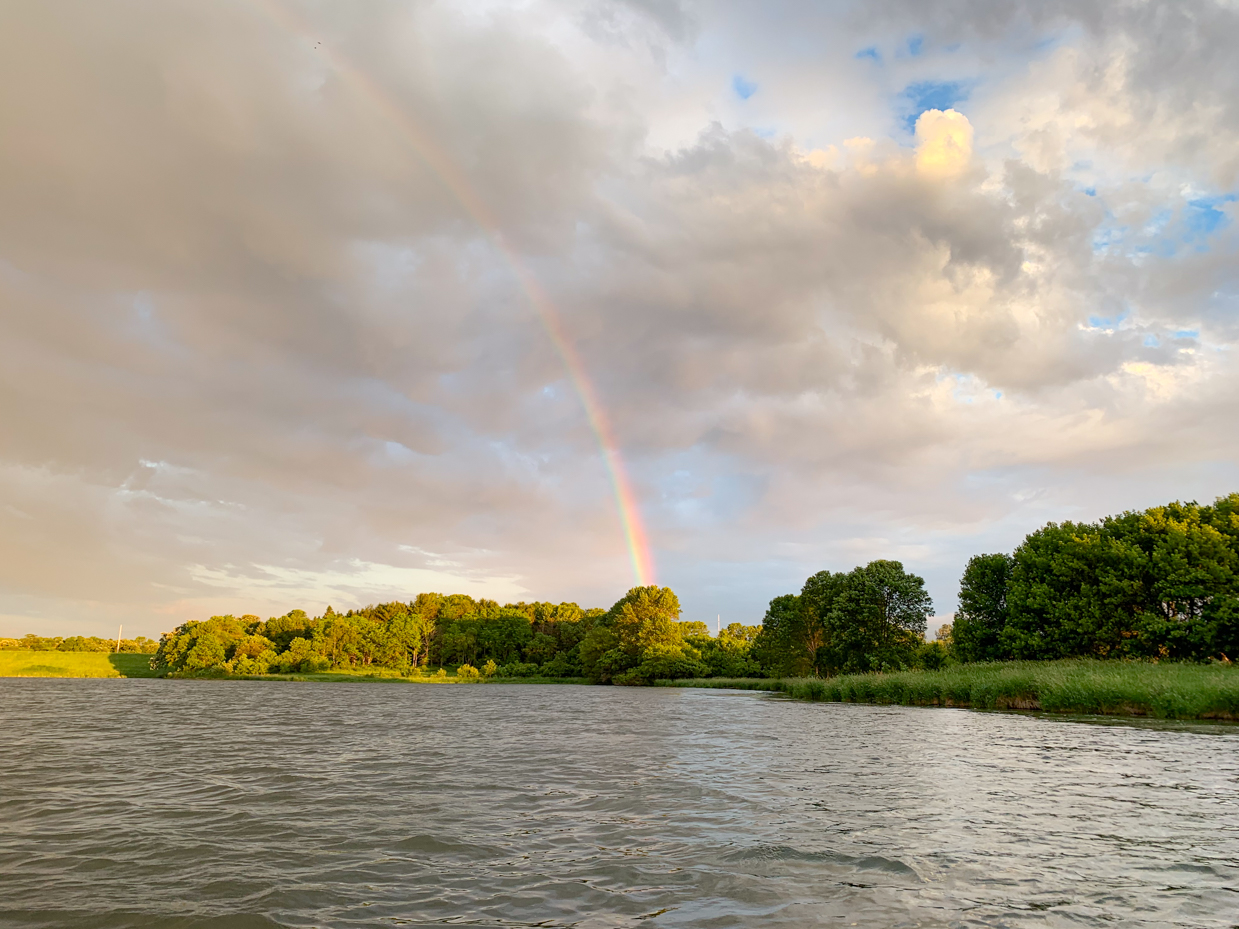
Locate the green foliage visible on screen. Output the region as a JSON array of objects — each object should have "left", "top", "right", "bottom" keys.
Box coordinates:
[
  {"left": 757, "top": 562, "right": 933, "bottom": 677},
  {"left": 146, "top": 594, "right": 604, "bottom": 679},
  {"left": 951, "top": 494, "right": 1239, "bottom": 663},
  {"left": 456, "top": 663, "right": 481, "bottom": 682},
  {"left": 579, "top": 586, "right": 710, "bottom": 685},
  {"left": 579, "top": 624, "right": 619, "bottom": 682},
  {"left": 821, "top": 560, "right": 932, "bottom": 674},
  {"left": 0, "top": 634, "right": 159, "bottom": 653},
  {"left": 952, "top": 553, "right": 1013, "bottom": 662},
  {"left": 611, "top": 586, "right": 683, "bottom": 658},
  {"left": 753, "top": 593, "right": 808, "bottom": 676},
  {"left": 660, "top": 660, "right": 1239, "bottom": 720},
  {"left": 497, "top": 661, "right": 542, "bottom": 677}
]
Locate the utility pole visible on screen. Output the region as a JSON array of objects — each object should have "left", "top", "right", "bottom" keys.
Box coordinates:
[
  {"left": 716, "top": 614, "right": 720, "bottom": 636},
  {"left": 116, "top": 625, "right": 122, "bottom": 654}
]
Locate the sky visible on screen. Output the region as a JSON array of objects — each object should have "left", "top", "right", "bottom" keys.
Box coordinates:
[{"left": 2, "top": 0, "right": 1238, "bottom": 639}]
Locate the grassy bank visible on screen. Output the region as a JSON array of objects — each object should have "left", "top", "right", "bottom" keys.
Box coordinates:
[
  {"left": 0, "top": 653, "right": 587, "bottom": 683},
  {"left": 659, "top": 660, "right": 1239, "bottom": 720},
  {"left": 0, "top": 651, "right": 158, "bottom": 678}
]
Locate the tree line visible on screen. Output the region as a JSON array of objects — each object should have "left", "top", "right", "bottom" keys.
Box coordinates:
[
  {"left": 149, "top": 588, "right": 764, "bottom": 681},
  {"left": 37, "top": 492, "right": 1238, "bottom": 681},
  {"left": 944, "top": 493, "right": 1239, "bottom": 663},
  {"left": 0, "top": 634, "right": 159, "bottom": 653},
  {"left": 756, "top": 494, "right": 1239, "bottom": 676}
]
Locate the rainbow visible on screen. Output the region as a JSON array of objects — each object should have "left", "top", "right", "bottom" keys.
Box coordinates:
[{"left": 251, "top": 1, "right": 656, "bottom": 586}]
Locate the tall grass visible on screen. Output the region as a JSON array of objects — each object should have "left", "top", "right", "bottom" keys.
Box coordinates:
[{"left": 660, "top": 660, "right": 1239, "bottom": 720}]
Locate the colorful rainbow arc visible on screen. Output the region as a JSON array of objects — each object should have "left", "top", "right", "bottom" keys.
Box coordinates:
[{"left": 254, "top": 0, "right": 656, "bottom": 587}]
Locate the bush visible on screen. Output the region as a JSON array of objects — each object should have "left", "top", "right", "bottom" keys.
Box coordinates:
[
  {"left": 271, "top": 637, "right": 329, "bottom": 673},
  {"left": 540, "top": 653, "right": 581, "bottom": 678},
  {"left": 456, "top": 663, "right": 481, "bottom": 682},
  {"left": 229, "top": 655, "right": 270, "bottom": 675},
  {"left": 497, "top": 661, "right": 541, "bottom": 678}
]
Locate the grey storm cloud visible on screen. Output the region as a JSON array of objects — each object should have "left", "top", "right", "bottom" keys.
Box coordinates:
[{"left": 1, "top": 0, "right": 1237, "bottom": 637}]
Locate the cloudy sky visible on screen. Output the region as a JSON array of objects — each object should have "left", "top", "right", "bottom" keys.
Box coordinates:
[{"left": 2, "top": 0, "right": 1237, "bottom": 638}]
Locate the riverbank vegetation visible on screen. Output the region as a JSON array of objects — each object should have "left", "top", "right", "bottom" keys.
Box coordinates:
[
  {"left": 5, "top": 494, "right": 1236, "bottom": 713},
  {"left": 658, "top": 660, "right": 1239, "bottom": 719},
  {"left": 140, "top": 586, "right": 763, "bottom": 683},
  {"left": 945, "top": 494, "right": 1239, "bottom": 663}
]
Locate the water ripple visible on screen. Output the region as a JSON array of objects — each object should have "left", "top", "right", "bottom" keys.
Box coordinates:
[{"left": 1, "top": 680, "right": 1237, "bottom": 927}]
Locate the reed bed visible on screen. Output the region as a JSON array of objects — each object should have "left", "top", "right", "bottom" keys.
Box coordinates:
[{"left": 660, "top": 660, "right": 1239, "bottom": 720}]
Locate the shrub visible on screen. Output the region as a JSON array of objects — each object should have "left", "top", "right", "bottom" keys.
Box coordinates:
[
  {"left": 456, "top": 663, "right": 481, "bottom": 682},
  {"left": 497, "top": 661, "right": 541, "bottom": 677}
]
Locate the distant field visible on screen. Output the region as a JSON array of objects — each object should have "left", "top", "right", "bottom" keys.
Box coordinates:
[
  {"left": 661, "top": 659, "right": 1239, "bottom": 720},
  {"left": 0, "top": 651, "right": 157, "bottom": 678}
]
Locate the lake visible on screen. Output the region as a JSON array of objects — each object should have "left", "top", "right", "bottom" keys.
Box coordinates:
[{"left": 0, "top": 680, "right": 1236, "bottom": 927}]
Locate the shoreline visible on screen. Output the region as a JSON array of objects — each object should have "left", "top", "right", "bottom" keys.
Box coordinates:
[
  {"left": 5, "top": 651, "right": 1237, "bottom": 721},
  {"left": 656, "top": 659, "right": 1239, "bottom": 721}
]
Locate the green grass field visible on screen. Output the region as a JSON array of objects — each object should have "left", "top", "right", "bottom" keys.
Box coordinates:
[
  {"left": 0, "top": 651, "right": 158, "bottom": 678},
  {"left": 660, "top": 659, "right": 1239, "bottom": 720}
]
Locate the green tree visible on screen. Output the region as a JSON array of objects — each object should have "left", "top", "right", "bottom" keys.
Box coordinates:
[
  {"left": 952, "top": 553, "right": 1014, "bottom": 662},
  {"left": 823, "top": 560, "right": 932, "bottom": 673},
  {"left": 754, "top": 572, "right": 846, "bottom": 677},
  {"left": 579, "top": 624, "right": 619, "bottom": 683},
  {"left": 611, "top": 586, "right": 683, "bottom": 658},
  {"left": 182, "top": 634, "right": 226, "bottom": 673}
]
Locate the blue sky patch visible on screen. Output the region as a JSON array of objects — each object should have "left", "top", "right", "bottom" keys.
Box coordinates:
[
  {"left": 1087, "top": 310, "right": 1128, "bottom": 329},
  {"left": 1184, "top": 195, "right": 1236, "bottom": 239},
  {"left": 906, "top": 34, "right": 924, "bottom": 56},
  {"left": 855, "top": 46, "right": 880, "bottom": 61},
  {"left": 732, "top": 74, "right": 757, "bottom": 100},
  {"left": 900, "top": 79, "right": 970, "bottom": 131}
]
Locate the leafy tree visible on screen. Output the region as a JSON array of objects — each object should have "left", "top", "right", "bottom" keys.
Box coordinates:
[
  {"left": 822, "top": 560, "right": 932, "bottom": 673},
  {"left": 611, "top": 586, "right": 683, "bottom": 658},
  {"left": 182, "top": 635, "right": 226, "bottom": 673},
  {"left": 1002, "top": 499, "right": 1239, "bottom": 660},
  {"left": 753, "top": 594, "right": 806, "bottom": 676},
  {"left": 952, "top": 553, "right": 1014, "bottom": 662},
  {"left": 579, "top": 624, "right": 619, "bottom": 683},
  {"left": 262, "top": 610, "right": 316, "bottom": 651},
  {"left": 753, "top": 572, "right": 846, "bottom": 677},
  {"left": 475, "top": 610, "right": 533, "bottom": 664}
]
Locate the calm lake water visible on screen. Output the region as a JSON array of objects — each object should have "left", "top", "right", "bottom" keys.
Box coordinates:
[{"left": 0, "top": 681, "right": 1237, "bottom": 928}]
